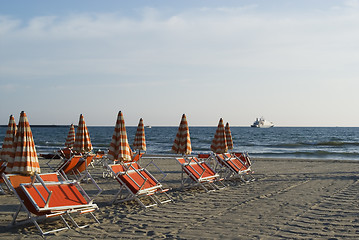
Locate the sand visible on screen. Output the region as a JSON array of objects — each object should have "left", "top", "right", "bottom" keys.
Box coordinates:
[{"left": 0, "top": 156, "right": 358, "bottom": 239}]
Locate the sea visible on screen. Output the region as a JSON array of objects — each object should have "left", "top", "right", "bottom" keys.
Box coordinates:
[{"left": 1, "top": 126, "right": 359, "bottom": 160}]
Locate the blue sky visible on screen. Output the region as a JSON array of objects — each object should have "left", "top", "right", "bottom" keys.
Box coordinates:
[{"left": 1, "top": 0, "right": 359, "bottom": 126}]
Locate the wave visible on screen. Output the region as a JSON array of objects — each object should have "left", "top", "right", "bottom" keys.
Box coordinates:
[
  {"left": 248, "top": 141, "right": 359, "bottom": 149},
  {"left": 253, "top": 150, "right": 359, "bottom": 160}
]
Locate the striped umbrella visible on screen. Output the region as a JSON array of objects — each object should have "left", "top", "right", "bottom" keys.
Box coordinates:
[
  {"left": 0, "top": 115, "right": 17, "bottom": 162},
  {"left": 65, "top": 124, "right": 75, "bottom": 148},
  {"left": 73, "top": 114, "right": 93, "bottom": 153},
  {"left": 6, "top": 111, "right": 41, "bottom": 175},
  {"left": 211, "top": 118, "right": 228, "bottom": 154},
  {"left": 225, "top": 122, "right": 233, "bottom": 150},
  {"left": 172, "top": 114, "right": 192, "bottom": 155},
  {"left": 133, "top": 118, "right": 146, "bottom": 153},
  {"left": 108, "top": 111, "right": 133, "bottom": 162}
]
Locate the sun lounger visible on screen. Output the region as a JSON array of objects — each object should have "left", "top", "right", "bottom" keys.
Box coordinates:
[
  {"left": 107, "top": 161, "right": 173, "bottom": 208},
  {"left": 2, "top": 172, "right": 100, "bottom": 236},
  {"left": 175, "top": 156, "right": 226, "bottom": 192},
  {"left": 57, "top": 154, "right": 102, "bottom": 198},
  {"left": 212, "top": 152, "right": 255, "bottom": 182},
  {"left": 46, "top": 147, "right": 77, "bottom": 170}
]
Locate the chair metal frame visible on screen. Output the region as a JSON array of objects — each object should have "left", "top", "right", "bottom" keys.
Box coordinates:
[
  {"left": 2, "top": 172, "right": 100, "bottom": 236},
  {"left": 175, "top": 156, "right": 226, "bottom": 192},
  {"left": 212, "top": 152, "right": 255, "bottom": 182},
  {"left": 107, "top": 161, "right": 173, "bottom": 208}
]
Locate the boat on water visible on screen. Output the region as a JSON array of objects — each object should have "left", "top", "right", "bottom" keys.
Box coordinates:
[
  {"left": 251, "top": 117, "right": 274, "bottom": 128},
  {"left": 145, "top": 125, "right": 152, "bottom": 129}
]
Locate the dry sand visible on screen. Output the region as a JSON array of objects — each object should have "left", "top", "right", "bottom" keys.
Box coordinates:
[{"left": 0, "top": 156, "right": 358, "bottom": 239}]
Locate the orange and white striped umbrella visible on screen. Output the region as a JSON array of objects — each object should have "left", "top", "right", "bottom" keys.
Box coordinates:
[
  {"left": 0, "top": 115, "right": 17, "bottom": 162},
  {"left": 108, "top": 111, "right": 133, "bottom": 162},
  {"left": 73, "top": 114, "right": 93, "bottom": 153},
  {"left": 133, "top": 118, "right": 146, "bottom": 152},
  {"left": 65, "top": 124, "right": 75, "bottom": 148},
  {"left": 172, "top": 114, "right": 192, "bottom": 155},
  {"left": 225, "top": 122, "right": 233, "bottom": 150},
  {"left": 6, "top": 111, "right": 41, "bottom": 175},
  {"left": 211, "top": 118, "right": 228, "bottom": 154}
]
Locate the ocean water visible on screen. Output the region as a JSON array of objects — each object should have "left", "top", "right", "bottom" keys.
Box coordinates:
[{"left": 1, "top": 126, "right": 359, "bottom": 160}]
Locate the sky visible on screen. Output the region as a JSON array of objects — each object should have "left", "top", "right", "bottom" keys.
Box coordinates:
[{"left": 1, "top": 0, "right": 359, "bottom": 127}]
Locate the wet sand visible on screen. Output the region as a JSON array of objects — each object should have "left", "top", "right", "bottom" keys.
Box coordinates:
[{"left": 0, "top": 156, "right": 358, "bottom": 239}]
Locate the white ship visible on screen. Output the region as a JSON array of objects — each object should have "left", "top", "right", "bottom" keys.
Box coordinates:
[{"left": 251, "top": 117, "right": 274, "bottom": 128}]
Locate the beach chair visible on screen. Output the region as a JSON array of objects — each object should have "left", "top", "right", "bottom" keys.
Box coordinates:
[
  {"left": 2, "top": 172, "right": 100, "bottom": 236},
  {"left": 65, "top": 154, "right": 95, "bottom": 179},
  {"left": 107, "top": 161, "right": 173, "bottom": 208},
  {"left": 56, "top": 155, "right": 83, "bottom": 178},
  {"left": 58, "top": 154, "right": 102, "bottom": 198},
  {"left": 103, "top": 152, "right": 144, "bottom": 178},
  {"left": 46, "top": 147, "right": 76, "bottom": 170},
  {"left": 175, "top": 156, "right": 226, "bottom": 192},
  {"left": 212, "top": 152, "right": 255, "bottom": 182}
]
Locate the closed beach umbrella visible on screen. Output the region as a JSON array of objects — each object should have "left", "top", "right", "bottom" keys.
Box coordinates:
[
  {"left": 172, "top": 114, "right": 192, "bottom": 155},
  {"left": 211, "top": 118, "right": 228, "bottom": 154},
  {"left": 65, "top": 124, "right": 75, "bottom": 148},
  {"left": 225, "top": 122, "right": 233, "bottom": 151},
  {"left": 108, "top": 111, "right": 133, "bottom": 162},
  {"left": 73, "top": 114, "right": 93, "bottom": 153},
  {"left": 7, "top": 111, "right": 41, "bottom": 175},
  {"left": 0, "top": 115, "right": 17, "bottom": 162},
  {"left": 133, "top": 118, "right": 146, "bottom": 153}
]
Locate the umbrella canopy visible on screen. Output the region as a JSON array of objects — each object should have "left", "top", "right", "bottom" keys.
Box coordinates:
[
  {"left": 65, "top": 124, "right": 75, "bottom": 148},
  {"left": 108, "top": 111, "right": 133, "bottom": 162},
  {"left": 211, "top": 118, "right": 228, "bottom": 154},
  {"left": 6, "top": 111, "right": 41, "bottom": 175},
  {"left": 0, "top": 115, "right": 17, "bottom": 162},
  {"left": 133, "top": 118, "right": 146, "bottom": 152},
  {"left": 225, "top": 122, "right": 233, "bottom": 150},
  {"left": 73, "top": 114, "right": 93, "bottom": 153},
  {"left": 172, "top": 114, "right": 192, "bottom": 155}
]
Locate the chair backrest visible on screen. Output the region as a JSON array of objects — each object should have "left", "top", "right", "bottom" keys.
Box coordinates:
[
  {"left": 110, "top": 163, "right": 158, "bottom": 194},
  {"left": 215, "top": 154, "right": 226, "bottom": 163},
  {"left": 58, "top": 155, "right": 82, "bottom": 174},
  {"left": 176, "top": 158, "right": 186, "bottom": 165},
  {"left": 22, "top": 183, "right": 88, "bottom": 210},
  {"left": 58, "top": 148, "right": 73, "bottom": 159},
  {"left": 226, "top": 154, "right": 249, "bottom": 172},
  {"left": 37, "top": 173, "right": 60, "bottom": 182},
  {"left": 75, "top": 154, "right": 94, "bottom": 174},
  {"left": 176, "top": 157, "right": 216, "bottom": 179},
  {"left": 234, "top": 152, "right": 251, "bottom": 167},
  {"left": 6, "top": 174, "right": 32, "bottom": 189},
  {"left": 198, "top": 153, "right": 210, "bottom": 159}
]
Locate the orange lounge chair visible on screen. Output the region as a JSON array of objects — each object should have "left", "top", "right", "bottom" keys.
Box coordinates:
[
  {"left": 212, "top": 152, "right": 255, "bottom": 182},
  {"left": 175, "top": 156, "right": 226, "bottom": 192},
  {"left": 46, "top": 147, "right": 76, "bottom": 170},
  {"left": 2, "top": 172, "right": 100, "bottom": 236},
  {"left": 57, "top": 154, "right": 102, "bottom": 198},
  {"left": 56, "top": 155, "right": 82, "bottom": 178},
  {"left": 107, "top": 161, "right": 173, "bottom": 208}
]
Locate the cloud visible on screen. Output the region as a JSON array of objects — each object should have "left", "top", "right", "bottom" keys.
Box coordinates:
[{"left": 2, "top": 3, "right": 359, "bottom": 125}]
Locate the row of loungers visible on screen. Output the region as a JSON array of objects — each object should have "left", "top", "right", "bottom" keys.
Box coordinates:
[{"left": 1, "top": 152, "right": 254, "bottom": 236}]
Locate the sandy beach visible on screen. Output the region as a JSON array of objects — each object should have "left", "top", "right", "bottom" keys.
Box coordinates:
[{"left": 0, "top": 156, "right": 358, "bottom": 239}]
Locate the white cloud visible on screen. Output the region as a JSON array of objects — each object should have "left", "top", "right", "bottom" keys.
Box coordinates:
[{"left": 1, "top": 3, "right": 359, "bottom": 126}]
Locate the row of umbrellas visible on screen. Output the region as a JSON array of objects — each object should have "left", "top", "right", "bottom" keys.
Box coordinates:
[
  {"left": 171, "top": 114, "right": 233, "bottom": 155},
  {"left": 0, "top": 111, "right": 234, "bottom": 176},
  {"left": 64, "top": 112, "right": 146, "bottom": 162}
]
